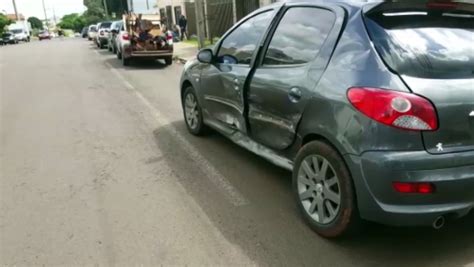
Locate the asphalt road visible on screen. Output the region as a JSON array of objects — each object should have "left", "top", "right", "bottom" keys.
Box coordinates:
[{"left": 1, "top": 39, "right": 474, "bottom": 267}]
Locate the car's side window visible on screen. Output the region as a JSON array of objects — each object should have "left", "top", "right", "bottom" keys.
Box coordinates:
[
  {"left": 263, "top": 7, "right": 336, "bottom": 66},
  {"left": 217, "top": 11, "right": 273, "bottom": 65}
]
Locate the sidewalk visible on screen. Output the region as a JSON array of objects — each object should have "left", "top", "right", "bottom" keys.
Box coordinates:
[{"left": 173, "top": 42, "right": 199, "bottom": 64}]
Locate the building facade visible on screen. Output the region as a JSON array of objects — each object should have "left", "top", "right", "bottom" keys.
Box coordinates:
[{"left": 155, "top": 0, "right": 279, "bottom": 37}]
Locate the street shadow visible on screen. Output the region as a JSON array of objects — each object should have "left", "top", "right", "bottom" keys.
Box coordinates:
[
  {"left": 103, "top": 57, "right": 169, "bottom": 70},
  {"left": 151, "top": 121, "right": 474, "bottom": 267}
]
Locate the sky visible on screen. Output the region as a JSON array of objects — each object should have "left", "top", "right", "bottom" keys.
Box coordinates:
[{"left": 1, "top": 0, "right": 86, "bottom": 20}]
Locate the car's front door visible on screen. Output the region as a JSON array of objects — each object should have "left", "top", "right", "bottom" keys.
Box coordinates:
[
  {"left": 200, "top": 10, "right": 275, "bottom": 133},
  {"left": 248, "top": 5, "right": 343, "bottom": 150}
]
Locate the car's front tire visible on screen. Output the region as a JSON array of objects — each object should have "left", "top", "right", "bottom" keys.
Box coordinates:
[
  {"left": 182, "top": 86, "right": 209, "bottom": 136},
  {"left": 293, "top": 140, "right": 361, "bottom": 238}
]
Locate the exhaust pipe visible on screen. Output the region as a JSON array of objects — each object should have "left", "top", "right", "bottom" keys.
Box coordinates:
[{"left": 433, "top": 216, "right": 446, "bottom": 230}]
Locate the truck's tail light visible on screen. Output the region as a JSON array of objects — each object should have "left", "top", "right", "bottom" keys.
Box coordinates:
[
  {"left": 122, "top": 33, "right": 130, "bottom": 40},
  {"left": 347, "top": 87, "right": 438, "bottom": 131},
  {"left": 166, "top": 31, "right": 173, "bottom": 44},
  {"left": 393, "top": 182, "right": 435, "bottom": 194}
]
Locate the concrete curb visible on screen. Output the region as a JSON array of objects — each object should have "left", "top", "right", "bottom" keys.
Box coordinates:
[{"left": 173, "top": 55, "right": 194, "bottom": 64}]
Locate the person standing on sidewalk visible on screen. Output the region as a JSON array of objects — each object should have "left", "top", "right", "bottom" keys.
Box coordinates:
[{"left": 179, "top": 15, "right": 188, "bottom": 41}]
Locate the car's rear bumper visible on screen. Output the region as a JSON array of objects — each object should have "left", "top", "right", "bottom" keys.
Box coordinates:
[
  {"left": 123, "top": 45, "right": 173, "bottom": 59},
  {"left": 345, "top": 150, "right": 474, "bottom": 226},
  {"left": 98, "top": 37, "right": 108, "bottom": 44}
]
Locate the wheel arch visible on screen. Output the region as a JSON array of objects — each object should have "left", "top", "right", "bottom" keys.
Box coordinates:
[{"left": 181, "top": 80, "right": 193, "bottom": 101}]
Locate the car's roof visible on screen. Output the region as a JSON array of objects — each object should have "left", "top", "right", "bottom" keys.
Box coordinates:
[{"left": 269, "top": 0, "right": 382, "bottom": 8}]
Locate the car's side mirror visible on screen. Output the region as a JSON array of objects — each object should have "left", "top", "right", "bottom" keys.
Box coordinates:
[{"left": 197, "top": 49, "right": 213, "bottom": 64}]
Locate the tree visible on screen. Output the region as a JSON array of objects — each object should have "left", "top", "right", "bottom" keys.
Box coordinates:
[
  {"left": 0, "top": 14, "right": 13, "bottom": 34},
  {"left": 58, "top": 13, "right": 87, "bottom": 32},
  {"left": 28, "top": 16, "right": 43, "bottom": 29},
  {"left": 82, "top": 0, "right": 106, "bottom": 25}
]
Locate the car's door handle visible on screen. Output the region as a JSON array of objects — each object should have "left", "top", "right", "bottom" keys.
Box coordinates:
[{"left": 288, "top": 87, "right": 302, "bottom": 103}]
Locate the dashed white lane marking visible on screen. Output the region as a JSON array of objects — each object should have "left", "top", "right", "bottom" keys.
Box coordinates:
[{"left": 104, "top": 61, "right": 249, "bottom": 207}]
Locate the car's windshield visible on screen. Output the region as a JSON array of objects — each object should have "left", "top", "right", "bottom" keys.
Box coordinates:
[
  {"left": 89, "top": 26, "right": 97, "bottom": 32},
  {"left": 2, "top": 33, "right": 12, "bottom": 37},
  {"left": 365, "top": 10, "right": 474, "bottom": 79},
  {"left": 10, "top": 29, "right": 23, "bottom": 34}
]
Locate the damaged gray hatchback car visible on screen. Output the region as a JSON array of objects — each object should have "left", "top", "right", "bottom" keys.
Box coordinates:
[{"left": 180, "top": 0, "right": 474, "bottom": 238}]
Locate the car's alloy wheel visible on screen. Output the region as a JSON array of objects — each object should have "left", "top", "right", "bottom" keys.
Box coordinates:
[
  {"left": 184, "top": 93, "right": 199, "bottom": 130},
  {"left": 182, "top": 87, "right": 208, "bottom": 136},
  {"left": 297, "top": 155, "right": 341, "bottom": 224},
  {"left": 293, "top": 141, "right": 360, "bottom": 238}
]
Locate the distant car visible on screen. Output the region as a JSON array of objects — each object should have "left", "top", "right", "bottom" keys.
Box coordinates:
[
  {"left": 108, "top": 20, "right": 122, "bottom": 53},
  {"left": 38, "top": 30, "right": 51, "bottom": 40},
  {"left": 115, "top": 22, "right": 130, "bottom": 60},
  {"left": 81, "top": 27, "right": 89, "bottom": 38},
  {"left": 96, "top": 21, "right": 113, "bottom": 49},
  {"left": 10, "top": 28, "right": 30, "bottom": 42},
  {"left": 87, "top": 25, "right": 97, "bottom": 41},
  {"left": 1, "top": 32, "right": 17, "bottom": 44}
]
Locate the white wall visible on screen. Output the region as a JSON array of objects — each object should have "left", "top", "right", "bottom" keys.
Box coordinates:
[{"left": 129, "top": 0, "right": 157, "bottom": 14}]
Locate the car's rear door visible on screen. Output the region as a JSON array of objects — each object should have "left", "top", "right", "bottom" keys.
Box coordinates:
[
  {"left": 247, "top": 4, "right": 345, "bottom": 150},
  {"left": 365, "top": 2, "right": 474, "bottom": 154},
  {"left": 199, "top": 9, "right": 275, "bottom": 133}
]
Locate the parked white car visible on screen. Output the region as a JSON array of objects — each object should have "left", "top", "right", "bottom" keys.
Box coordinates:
[
  {"left": 10, "top": 28, "right": 30, "bottom": 42},
  {"left": 87, "top": 25, "right": 97, "bottom": 41}
]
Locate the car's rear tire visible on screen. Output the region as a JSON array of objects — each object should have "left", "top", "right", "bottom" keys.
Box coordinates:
[
  {"left": 165, "top": 56, "right": 173, "bottom": 65},
  {"left": 122, "top": 56, "right": 130, "bottom": 66},
  {"left": 182, "top": 86, "right": 209, "bottom": 136},
  {"left": 293, "top": 140, "right": 361, "bottom": 238}
]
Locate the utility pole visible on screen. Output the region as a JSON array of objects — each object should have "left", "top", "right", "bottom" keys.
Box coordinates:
[
  {"left": 42, "top": 0, "right": 49, "bottom": 27},
  {"left": 194, "top": 0, "right": 206, "bottom": 49},
  {"left": 146, "top": 0, "right": 150, "bottom": 10},
  {"left": 103, "top": 0, "right": 109, "bottom": 17},
  {"left": 128, "top": 0, "right": 134, "bottom": 12},
  {"left": 52, "top": 7, "right": 57, "bottom": 24},
  {"left": 11, "top": 0, "right": 19, "bottom": 20}
]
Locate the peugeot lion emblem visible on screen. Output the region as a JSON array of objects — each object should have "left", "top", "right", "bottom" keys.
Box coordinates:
[{"left": 436, "top": 143, "right": 444, "bottom": 152}]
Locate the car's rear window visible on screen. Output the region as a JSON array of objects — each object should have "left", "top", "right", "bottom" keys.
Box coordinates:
[
  {"left": 100, "top": 22, "right": 112, "bottom": 28},
  {"left": 364, "top": 10, "right": 474, "bottom": 79}
]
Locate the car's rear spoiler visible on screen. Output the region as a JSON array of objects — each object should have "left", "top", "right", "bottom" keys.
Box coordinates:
[{"left": 364, "top": 0, "right": 474, "bottom": 15}]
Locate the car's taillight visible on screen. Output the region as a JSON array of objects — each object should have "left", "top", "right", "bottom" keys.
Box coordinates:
[
  {"left": 122, "top": 33, "right": 130, "bottom": 40},
  {"left": 393, "top": 182, "right": 435, "bottom": 194},
  {"left": 427, "top": 1, "right": 458, "bottom": 10},
  {"left": 347, "top": 87, "right": 438, "bottom": 131}
]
